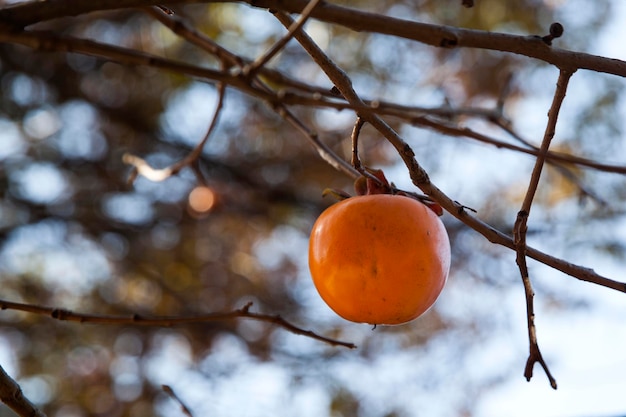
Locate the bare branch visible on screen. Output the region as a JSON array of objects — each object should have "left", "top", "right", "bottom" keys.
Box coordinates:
[
  {"left": 162, "top": 385, "right": 194, "bottom": 417},
  {"left": 243, "top": 0, "right": 624, "bottom": 76},
  {"left": 0, "top": 365, "right": 46, "bottom": 417},
  {"left": 272, "top": 12, "right": 626, "bottom": 298},
  {"left": 1, "top": 27, "right": 623, "bottom": 179},
  {"left": 143, "top": 6, "right": 335, "bottom": 98},
  {"left": 124, "top": 84, "right": 227, "bottom": 183},
  {"left": 243, "top": 0, "right": 323, "bottom": 77},
  {"left": 514, "top": 69, "right": 573, "bottom": 389},
  {"left": 145, "top": 5, "right": 358, "bottom": 179},
  {"left": 3, "top": 1, "right": 625, "bottom": 77},
  {"left": 350, "top": 117, "right": 366, "bottom": 171},
  {"left": 0, "top": 299, "right": 356, "bottom": 349},
  {"left": 519, "top": 69, "right": 574, "bottom": 214},
  {"left": 402, "top": 113, "right": 626, "bottom": 176}
]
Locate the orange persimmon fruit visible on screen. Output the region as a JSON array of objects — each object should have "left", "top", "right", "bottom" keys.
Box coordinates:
[{"left": 308, "top": 172, "right": 450, "bottom": 325}]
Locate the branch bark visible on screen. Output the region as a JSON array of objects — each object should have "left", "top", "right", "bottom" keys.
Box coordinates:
[
  {"left": 272, "top": 12, "right": 626, "bottom": 298},
  {"left": 0, "top": 7, "right": 622, "bottom": 295},
  {"left": 0, "top": 299, "right": 356, "bottom": 349},
  {"left": 2, "top": 0, "right": 626, "bottom": 77},
  {"left": 513, "top": 69, "right": 574, "bottom": 390},
  {"left": 0, "top": 365, "right": 46, "bottom": 417}
]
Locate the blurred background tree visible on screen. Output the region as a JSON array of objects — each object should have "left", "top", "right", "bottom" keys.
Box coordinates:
[{"left": 0, "top": 1, "right": 625, "bottom": 416}]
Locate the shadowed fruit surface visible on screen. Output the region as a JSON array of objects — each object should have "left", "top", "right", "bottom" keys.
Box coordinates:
[{"left": 309, "top": 194, "right": 451, "bottom": 325}]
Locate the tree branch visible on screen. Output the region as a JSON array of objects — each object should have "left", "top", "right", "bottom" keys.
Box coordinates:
[
  {"left": 162, "top": 385, "right": 194, "bottom": 417},
  {"left": 0, "top": 365, "right": 46, "bottom": 417},
  {"left": 243, "top": 0, "right": 323, "bottom": 77},
  {"left": 513, "top": 69, "right": 573, "bottom": 389},
  {"left": 144, "top": 5, "right": 358, "bottom": 179},
  {"left": 123, "top": 82, "right": 227, "bottom": 183},
  {"left": 0, "top": 299, "right": 356, "bottom": 349},
  {"left": 2, "top": 0, "right": 626, "bottom": 77},
  {"left": 518, "top": 69, "right": 574, "bottom": 213},
  {"left": 1, "top": 27, "right": 624, "bottom": 178},
  {"left": 272, "top": 11, "right": 626, "bottom": 297}
]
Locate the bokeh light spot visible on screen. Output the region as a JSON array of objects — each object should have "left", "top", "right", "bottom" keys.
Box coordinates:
[{"left": 188, "top": 186, "right": 217, "bottom": 215}]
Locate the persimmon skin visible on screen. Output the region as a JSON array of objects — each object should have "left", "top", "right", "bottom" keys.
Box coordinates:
[{"left": 308, "top": 194, "right": 450, "bottom": 325}]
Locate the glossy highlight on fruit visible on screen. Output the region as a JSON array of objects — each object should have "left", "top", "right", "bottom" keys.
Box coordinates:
[{"left": 308, "top": 193, "right": 450, "bottom": 325}]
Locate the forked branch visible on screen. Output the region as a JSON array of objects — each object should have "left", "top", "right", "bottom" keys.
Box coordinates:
[
  {"left": 271, "top": 11, "right": 619, "bottom": 388},
  {"left": 272, "top": 10, "right": 626, "bottom": 290},
  {"left": 513, "top": 68, "right": 574, "bottom": 390}
]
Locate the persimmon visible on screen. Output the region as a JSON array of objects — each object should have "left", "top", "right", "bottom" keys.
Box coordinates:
[{"left": 308, "top": 171, "right": 450, "bottom": 325}]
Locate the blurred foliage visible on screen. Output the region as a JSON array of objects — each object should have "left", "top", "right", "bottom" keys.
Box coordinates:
[{"left": 0, "top": 1, "right": 624, "bottom": 416}]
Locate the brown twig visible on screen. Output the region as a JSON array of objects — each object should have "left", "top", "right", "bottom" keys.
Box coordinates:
[
  {"left": 348, "top": 117, "right": 389, "bottom": 189},
  {"left": 162, "top": 385, "right": 194, "bottom": 417},
  {"left": 350, "top": 117, "right": 366, "bottom": 171},
  {"left": 123, "top": 83, "right": 226, "bottom": 183},
  {"left": 243, "top": 0, "right": 323, "bottom": 77},
  {"left": 0, "top": 365, "right": 46, "bottom": 417},
  {"left": 3, "top": 1, "right": 626, "bottom": 77},
  {"left": 248, "top": 90, "right": 626, "bottom": 176},
  {"left": 514, "top": 68, "right": 574, "bottom": 389},
  {"left": 1, "top": 26, "right": 623, "bottom": 179},
  {"left": 143, "top": 6, "right": 336, "bottom": 99},
  {"left": 400, "top": 113, "right": 626, "bottom": 176},
  {"left": 492, "top": 116, "right": 608, "bottom": 204},
  {"left": 230, "top": 87, "right": 626, "bottom": 176},
  {"left": 145, "top": 5, "right": 358, "bottom": 179},
  {"left": 0, "top": 299, "right": 356, "bottom": 349}
]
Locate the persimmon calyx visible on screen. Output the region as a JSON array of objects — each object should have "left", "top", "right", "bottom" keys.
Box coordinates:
[
  {"left": 354, "top": 168, "right": 392, "bottom": 195},
  {"left": 323, "top": 168, "right": 444, "bottom": 216}
]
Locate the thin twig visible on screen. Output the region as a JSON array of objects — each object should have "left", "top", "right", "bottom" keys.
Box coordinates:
[
  {"left": 124, "top": 83, "right": 226, "bottom": 183},
  {"left": 5, "top": 0, "right": 626, "bottom": 77},
  {"left": 514, "top": 68, "right": 574, "bottom": 389},
  {"left": 402, "top": 113, "right": 626, "bottom": 176},
  {"left": 162, "top": 385, "right": 194, "bottom": 417},
  {"left": 277, "top": 105, "right": 360, "bottom": 178},
  {"left": 144, "top": 6, "right": 335, "bottom": 98},
  {"left": 1, "top": 26, "right": 623, "bottom": 179},
  {"left": 518, "top": 69, "right": 575, "bottom": 211},
  {"left": 259, "top": 91, "right": 626, "bottom": 176},
  {"left": 0, "top": 365, "right": 47, "bottom": 417},
  {"left": 0, "top": 299, "right": 356, "bottom": 349},
  {"left": 493, "top": 117, "right": 608, "bottom": 204},
  {"left": 350, "top": 117, "right": 365, "bottom": 171},
  {"left": 247, "top": 89, "right": 626, "bottom": 176},
  {"left": 243, "top": 0, "right": 323, "bottom": 77},
  {"left": 145, "top": 6, "right": 359, "bottom": 179}
]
